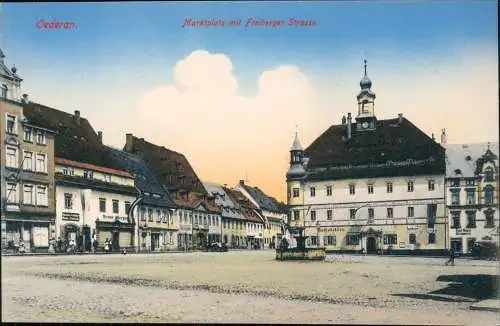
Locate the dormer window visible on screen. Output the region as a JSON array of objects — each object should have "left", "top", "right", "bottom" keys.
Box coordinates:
[
  {"left": 485, "top": 167, "right": 495, "bottom": 182},
  {"left": 104, "top": 174, "right": 111, "bottom": 183},
  {"left": 36, "top": 131, "right": 46, "bottom": 145},
  {"left": 6, "top": 114, "right": 16, "bottom": 134}
]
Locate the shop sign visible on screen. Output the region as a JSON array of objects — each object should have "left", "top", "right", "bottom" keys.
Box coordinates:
[
  {"left": 62, "top": 212, "right": 80, "bottom": 221},
  {"left": 33, "top": 226, "right": 49, "bottom": 247},
  {"left": 456, "top": 228, "right": 471, "bottom": 235},
  {"left": 322, "top": 227, "right": 345, "bottom": 232}
]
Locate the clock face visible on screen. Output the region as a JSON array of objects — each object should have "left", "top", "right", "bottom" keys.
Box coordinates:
[{"left": 362, "top": 122, "right": 369, "bottom": 129}]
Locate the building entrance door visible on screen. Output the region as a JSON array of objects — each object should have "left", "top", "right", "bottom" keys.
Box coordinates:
[
  {"left": 83, "top": 226, "right": 91, "bottom": 252},
  {"left": 366, "top": 237, "right": 377, "bottom": 253},
  {"left": 151, "top": 233, "right": 159, "bottom": 251},
  {"left": 451, "top": 238, "right": 463, "bottom": 254},
  {"left": 112, "top": 231, "right": 120, "bottom": 252}
]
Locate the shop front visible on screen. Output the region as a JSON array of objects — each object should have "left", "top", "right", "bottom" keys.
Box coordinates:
[
  {"left": 96, "top": 218, "right": 135, "bottom": 252},
  {"left": 2, "top": 217, "right": 53, "bottom": 253}
]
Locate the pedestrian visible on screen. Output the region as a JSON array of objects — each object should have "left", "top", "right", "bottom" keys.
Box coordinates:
[
  {"left": 18, "top": 240, "right": 25, "bottom": 254},
  {"left": 445, "top": 248, "right": 455, "bottom": 266},
  {"left": 104, "top": 238, "right": 110, "bottom": 253},
  {"left": 48, "top": 237, "right": 56, "bottom": 254}
]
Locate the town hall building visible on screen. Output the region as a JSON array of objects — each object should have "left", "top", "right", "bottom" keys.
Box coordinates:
[{"left": 286, "top": 61, "right": 448, "bottom": 254}]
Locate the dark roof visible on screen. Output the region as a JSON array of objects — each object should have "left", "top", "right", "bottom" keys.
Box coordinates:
[
  {"left": 304, "top": 117, "right": 445, "bottom": 180},
  {"left": 240, "top": 184, "right": 280, "bottom": 213},
  {"left": 103, "top": 146, "right": 177, "bottom": 208},
  {"left": 125, "top": 136, "right": 208, "bottom": 196},
  {"left": 23, "top": 102, "right": 120, "bottom": 170},
  {"left": 226, "top": 189, "right": 263, "bottom": 223},
  {"left": 55, "top": 173, "right": 137, "bottom": 196}
]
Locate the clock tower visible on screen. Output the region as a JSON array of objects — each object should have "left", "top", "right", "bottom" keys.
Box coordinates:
[{"left": 355, "top": 59, "right": 377, "bottom": 131}]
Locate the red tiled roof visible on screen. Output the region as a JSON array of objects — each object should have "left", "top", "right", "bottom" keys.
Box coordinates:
[{"left": 55, "top": 157, "right": 133, "bottom": 178}]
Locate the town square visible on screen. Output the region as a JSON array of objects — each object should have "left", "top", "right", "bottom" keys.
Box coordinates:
[{"left": 1, "top": 1, "right": 498, "bottom": 324}]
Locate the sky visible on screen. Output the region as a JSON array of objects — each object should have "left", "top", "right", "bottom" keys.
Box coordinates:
[{"left": 1, "top": 2, "right": 498, "bottom": 201}]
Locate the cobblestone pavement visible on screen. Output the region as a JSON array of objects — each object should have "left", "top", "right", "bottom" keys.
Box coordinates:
[{"left": 2, "top": 251, "right": 499, "bottom": 324}]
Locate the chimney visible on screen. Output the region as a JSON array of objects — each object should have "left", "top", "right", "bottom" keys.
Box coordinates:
[
  {"left": 441, "top": 129, "right": 447, "bottom": 145},
  {"left": 398, "top": 113, "right": 403, "bottom": 123},
  {"left": 21, "top": 94, "right": 29, "bottom": 104},
  {"left": 342, "top": 115, "right": 346, "bottom": 125},
  {"left": 74, "top": 110, "right": 81, "bottom": 125},
  {"left": 125, "top": 133, "right": 135, "bottom": 152},
  {"left": 97, "top": 131, "right": 103, "bottom": 144},
  {"left": 239, "top": 180, "right": 245, "bottom": 186},
  {"left": 431, "top": 133, "right": 435, "bottom": 141},
  {"left": 347, "top": 113, "right": 352, "bottom": 140}
]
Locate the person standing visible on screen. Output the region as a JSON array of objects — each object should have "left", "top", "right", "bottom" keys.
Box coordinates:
[{"left": 445, "top": 248, "right": 456, "bottom": 266}]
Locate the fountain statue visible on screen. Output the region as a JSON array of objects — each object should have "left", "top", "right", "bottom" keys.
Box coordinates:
[{"left": 276, "top": 225, "right": 325, "bottom": 261}]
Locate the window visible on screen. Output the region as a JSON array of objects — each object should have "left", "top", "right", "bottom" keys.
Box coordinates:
[
  {"left": 427, "top": 204, "right": 437, "bottom": 228},
  {"left": 407, "top": 207, "right": 414, "bottom": 217},
  {"left": 310, "top": 236, "right": 318, "bottom": 246},
  {"left": 1, "top": 84, "right": 7, "bottom": 98},
  {"left": 62, "top": 166, "right": 74, "bottom": 176},
  {"left": 36, "top": 153, "right": 47, "bottom": 173},
  {"left": 367, "top": 184, "right": 374, "bottom": 194},
  {"left": 485, "top": 167, "right": 495, "bottom": 182},
  {"left": 112, "top": 200, "right": 119, "bottom": 214},
  {"left": 104, "top": 174, "right": 112, "bottom": 183},
  {"left": 350, "top": 209, "right": 356, "bottom": 219},
  {"left": 36, "top": 131, "right": 46, "bottom": 145},
  {"left": 485, "top": 211, "right": 495, "bottom": 228},
  {"left": 466, "top": 211, "right": 476, "bottom": 228},
  {"left": 148, "top": 208, "right": 153, "bottom": 222},
  {"left": 6, "top": 183, "right": 18, "bottom": 203},
  {"left": 24, "top": 128, "right": 33, "bottom": 142},
  {"left": 64, "top": 193, "right": 73, "bottom": 209},
  {"left": 484, "top": 186, "right": 494, "bottom": 205},
  {"left": 125, "top": 201, "right": 131, "bottom": 215},
  {"left": 466, "top": 190, "right": 475, "bottom": 205},
  {"left": 6, "top": 115, "right": 16, "bottom": 134},
  {"left": 310, "top": 187, "right": 316, "bottom": 197},
  {"left": 36, "top": 185, "right": 47, "bottom": 206},
  {"left": 451, "top": 212, "right": 460, "bottom": 229},
  {"left": 346, "top": 235, "right": 359, "bottom": 245},
  {"left": 451, "top": 179, "right": 460, "bottom": 187},
  {"left": 465, "top": 179, "right": 475, "bottom": 186},
  {"left": 409, "top": 234, "right": 416, "bottom": 244},
  {"left": 23, "top": 185, "right": 34, "bottom": 205},
  {"left": 6, "top": 146, "right": 18, "bottom": 168},
  {"left": 368, "top": 208, "right": 374, "bottom": 219},
  {"left": 324, "top": 236, "right": 336, "bottom": 246},
  {"left": 292, "top": 188, "right": 299, "bottom": 198},
  {"left": 156, "top": 209, "right": 162, "bottom": 222},
  {"left": 140, "top": 207, "right": 146, "bottom": 221},
  {"left": 293, "top": 210, "right": 300, "bottom": 221},
  {"left": 407, "top": 181, "right": 414, "bottom": 192},
  {"left": 84, "top": 170, "right": 93, "bottom": 180},
  {"left": 23, "top": 151, "right": 33, "bottom": 171},
  {"left": 99, "top": 198, "right": 106, "bottom": 212},
  {"left": 387, "top": 207, "right": 393, "bottom": 218},
  {"left": 428, "top": 233, "right": 436, "bottom": 244},
  {"left": 326, "top": 185, "right": 332, "bottom": 196},
  {"left": 428, "top": 179, "right": 435, "bottom": 191},
  {"left": 451, "top": 190, "right": 460, "bottom": 205},
  {"left": 383, "top": 234, "right": 397, "bottom": 245},
  {"left": 349, "top": 184, "right": 355, "bottom": 195},
  {"left": 310, "top": 210, "right": 316, "bottom": 221},
  {"left": 386, "top": 182, "right": 393, "bottom": 193},
  {"left": 327, "top": 209, "right": 333, "bottom": 220}
]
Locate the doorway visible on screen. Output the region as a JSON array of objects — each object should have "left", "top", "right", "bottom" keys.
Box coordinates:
[
  {"left": 112, "top": 231, "right": 120, "bottom": 252},
  {"left": 151, "top": 233, "right": 159, "bottom": 251},
  {"left": 83, "top": 226, "right": 91, "bottom": 252},
  {"left": 366, "top": 237, "right": 377, "bottom": 253}
]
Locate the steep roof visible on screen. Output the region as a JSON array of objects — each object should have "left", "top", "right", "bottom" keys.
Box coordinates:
[
  {"left": 445, "top": 142, "right": 499, "bottom": 178},
  {"left": 23, "top": 102, "right": 120, "bottom": 170},
  {"left": 55, "top": 157, "right": 133, "bottom": 178},
  {"left": 226, "top": 189, "right": 263, "bottom": 223},
  {"left": 304, "top": 117, "right": 445, "bottom": 180},
  {"left": 103, "top": 146, "right": 177, "bottom": 208},
  {"left": 240, "top": 183, "right": 280, "bottom": 213},
  {"left": 125, "top": 136, "right": 208, "bottom": 196}
]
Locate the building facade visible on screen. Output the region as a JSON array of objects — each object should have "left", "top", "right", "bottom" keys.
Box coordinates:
[
  {"left": 236, "top": 180, "right": 287, "bottom": 248},
  {"left": 286, "top": 61, "right": 447, "bottom": 254},
  {"left": 1, "top": 49, "right": 56, "bottom": 252},
  {"left": 445, "top": 142, "right": 499, "bottom": 254}
]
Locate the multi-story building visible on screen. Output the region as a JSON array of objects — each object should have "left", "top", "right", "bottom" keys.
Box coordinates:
[
  {"left": 445, "top": 142, "right": 499, "bottom": 254},
  {"left": 23, "top": 102, "right": 140, "bottom": 252},
  {"left": 124, "top": 134, "right": 221, "bottom": 249},
  {"left": 236, "top": 180, "right": 287, "bottom": 248},
  {"left": 105, "top": 144, "right": 178, "bottom": 252},
  {"left": 286, "top": 61, "right": 447, "bottom": 254},
  {"left": 226, "top": 188, "right": 265, "bottom": 249},
  {"left": 1, "top": 49, "right": 56, "bottom": 252}
]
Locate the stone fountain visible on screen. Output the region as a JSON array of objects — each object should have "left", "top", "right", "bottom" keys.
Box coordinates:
[{"left": 276, "top": 226, "right": 325, "bottom": 261}]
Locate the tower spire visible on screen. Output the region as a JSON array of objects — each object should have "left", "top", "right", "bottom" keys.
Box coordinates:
[{"left": 363, "top": 59, "right": 367, "bottom": 77}]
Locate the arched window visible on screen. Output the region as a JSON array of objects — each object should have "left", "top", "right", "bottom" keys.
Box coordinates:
[
  {"left": 484, "top": 185, "right": 494, "bottom": 205},
  {"left": 485, "top": 167, "right": 495, "bottom": 182},
  {"left": 1, "top": 84, "right": 7, "bottom": 98}
]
